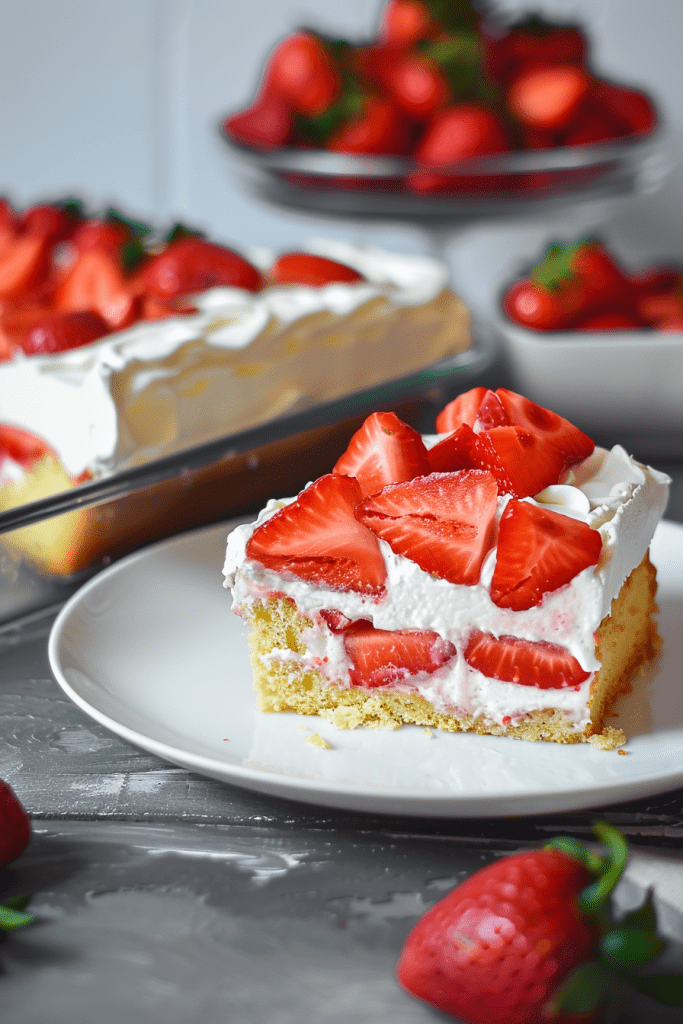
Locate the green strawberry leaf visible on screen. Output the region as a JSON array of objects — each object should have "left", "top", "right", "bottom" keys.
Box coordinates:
[
  {"left": 619, "top": 892, "right": 658, "bottom": 933},
  {"left": 627, "top": 974, "right": 683, "bottom": 1006},
  {"left": 600, "top": 927, "right": 665, "bottom": 971},
  {"left": 578, "top": 822, "right": 628, "bottom": 913},
  {"left": 423, "top": 0, "right": 479, "bottom": 33},
  {"left": 165, "top": 222, "right": 204, "bottom": 244},
  {"left": 0, "top": 897, "right": 34, "bottom": 931},
  {"left": 556, "top": 960, "right": 610, "bottom": 1013}
]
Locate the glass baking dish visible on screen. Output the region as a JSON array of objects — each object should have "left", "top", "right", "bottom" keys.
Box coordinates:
[{"left": 0, "top": 330, "right": 493, "bottom": 625}]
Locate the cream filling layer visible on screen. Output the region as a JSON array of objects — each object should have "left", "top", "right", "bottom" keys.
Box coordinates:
[{"left": 0, "top": 241, "right": 458, "bottom": 478}]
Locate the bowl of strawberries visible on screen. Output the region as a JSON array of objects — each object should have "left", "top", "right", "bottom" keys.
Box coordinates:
[
  {"left": 495, "top": 236, "right": 683, "bottom": 446},
  {"left": 220, "top": 0, "right": 667, "bottom": 218}
]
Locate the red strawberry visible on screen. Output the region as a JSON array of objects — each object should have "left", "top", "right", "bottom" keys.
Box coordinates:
[
  {"left": 398, "top": 822, "right": 682, "bottom": 1023},
  {"left": 0, "top": 234, "right": 52, "bottom": 300},
  {"left": 222, "top": 89, "right": 293, "bottom": 150},
  {"left": 20, "top": 310, "right": 110, "bottom": 355},
  {"left": 53, "top": 247, "right": 138, "bottom": 330},
  {"left": 328, "top": 95, "right": 413, "bottom": 155},
  {"left": 464, "top": 630, "right": 590, "bottom": 689},
  {"left": 356, "top": 470, "right": 498, "bottom": 586},
  {"left": 435, "top": 386, "right": 488, "bottom": 433},
  {"left": 134, "top": 237, "right": 262, "bottom": 298},
  {"left": 268, "top": 252, "right": 364, "bottom": 287},
  {"left": 590, "top": 80, "right": 657, "bottom": 137},
  {"left": 341, "top": 618, "right": 456, "bottom": 687},
  {"left": 246, "top": 473, "right": 386, "bottom": 595},
  {"left": 385, "top": 52, "right": 451, "bottom": 120},
  {"left": 427, "top": 422, "right": 483, "bottom": 473},
  {"left": 0, "top": 424, "right": 52, "bottom": 468},
  {"left": 490, "top": 499, "right": 602, "bottom": 610},
  {"left": 0, "top": 779, "right": 31, "bottom": 866},
  {"left": 507, "top": 64, "right": 590, "bottom": 131},
  {"left": 397, "top": 844, "right": 597, "bottom": 1023},
  {"left": 265, "top": 32, "right": 340, "bottom": 117},
  {"left": 495, "top": 389, "right": 594, "bottom": 468},
  {"left": 379, "top": 0, "right": 445, "bottom": 47},
  {"left": 574, "top": 310, "right": 643, "bottom": 330},
  {"left": 334, "top": 411, "right": 430, "bottom": 498},
  {"left": 19, "top": 202, "right": 80, "bottom": 242},
  {"left": 414, "top": 103, "right": 510, "bottom": 166}
]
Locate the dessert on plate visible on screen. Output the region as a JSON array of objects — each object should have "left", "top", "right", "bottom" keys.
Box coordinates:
[
  {"left": 0, "top": 201, "right": 470, "bottom": 576},
  {"left": 224, "top": 387, "right": 670, "bottom": 747}
]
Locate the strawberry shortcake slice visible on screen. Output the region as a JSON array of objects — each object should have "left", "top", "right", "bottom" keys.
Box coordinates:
[{"left": 224, "top": 388, "right": 670, "bottom": 747}]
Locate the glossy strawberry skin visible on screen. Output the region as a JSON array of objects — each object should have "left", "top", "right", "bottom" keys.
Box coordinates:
[
  {"left": 266, "top": 32, "right": 340, "bottom": 117},
  {"left": 20, "top": 310, "right": 110, "bottom": 355},
  {"left": 0, "top": 779, "right": 31, "bottom": 866},
  {"left": 334, "top": 411, "right": 430, "bottom": 498},
  {"left": 134, "top": 237, "right": 262, "bottom": 297},
  {"left": 397, "top": 847, "right": 596, "bottom": 1024},
  {"left": 507, "top": 64, "right": 590, "bottom": 131},
  {"left": 490, "top": 499, "right": 602, "bottom": 611},
  {"left": 246, "top": 473, "right": 387, "bottom": 595},
  {"left": 268, "top": 252, "right": 364, "bottom": 288}
]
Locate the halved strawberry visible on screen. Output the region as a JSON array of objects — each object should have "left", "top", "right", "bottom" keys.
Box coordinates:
[
  {"left": 268, "top": 253, "right": 364, "bottom": 288},
  {"left": 53, "top": 247, "right": 138, "bottom": 330},
  {"left": 246, "top": 473, "right": 386, "bottom": 595},
  {"left": 21, "top": 310, "right": 110, "bottom": 355},
  {"left": 477, "top": 425, "right": 568, "bottom": 497},
  {"left": 428, "top": 422, "right": 566, "bottom": 498},
  {"left": 495, "top": 388, "right": 594, "bottom": 468},
  {"left": 319, "top": 608, "right": 352, "bottom": 633},
  {"left": 334, "top": 411, "right": 431, "bottom": 498},
  {"left": 434, "top": 386, "right": 488, "bottom": 434},
  {"left": 356, "top": 470, "right": 498, "bottom": 586},
  {"left": 490, "top": 499, "right": 602, "bottom": 610},
  {"left": 342, "top": 618, "right": 456, "bottom": 688},
  {"left": 427, "top": 422, "right": 485, "bottom": 473},
  {"left": 465, "top": 630, "right": 590, "bottom": 689},
  {"left": 0, "top": 424, "right": 52, "bottom": 468}
]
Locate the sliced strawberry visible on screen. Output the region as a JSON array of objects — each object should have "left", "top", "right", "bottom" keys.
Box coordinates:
[
  {"left": 268, "top": 253, "right": 364, "bottom": 288},
  {"left": 356, "top": 470, "right": 498, "bottom": 586},
  {"left": 246, "top": 473, "right": 386, "bottom": 595},
  {"left": 334, "top": 411, "right": 431, "bottom": 498},
  {"left": 427, "top": 423, "right": 485, "bottom": 473},
  {"left": 465, "top": 630, "right": 589, "bottom": 689},
  {"left": 53, "top": 247, "right": 138, "bottom": 330},
  {"left": 495, "top": 388, "right": 594, "bottom": 469},
  {"left": 435, "top": 387, "right": 488, "bottom": 434},
  {"left": 134, "top": 237, "right": 262, "bottom": 298},
  {"left": 20, "top": 310, "right": 110, "bottom": 355},
  {"left": 477, "top": 425, "right": 567, "bottom": 497},
  {"left": 428, "top": 422, "right": 565, "bottom": 497},
  {"left": 490, "top": 499, "right": 602, "bottom": 610},
  {"left": 474, "top": 389, "right": 508, "bottom": 429},
  {"left": 0, "top": 234, "right": 51, "bottom": 300},
  {"left": 342, "top": 619, "right": 456, "bottom": 688},
  {"left": 0, "top": 424, "right": 52, "bottom": 468}
]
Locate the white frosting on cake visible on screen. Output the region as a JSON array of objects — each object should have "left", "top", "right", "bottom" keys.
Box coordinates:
[
  {"left": 0, "top": 241, "right": 459, "bottom": 478},
  {"left": 224, "top": 444, "right": 670, "bottom": 733}
]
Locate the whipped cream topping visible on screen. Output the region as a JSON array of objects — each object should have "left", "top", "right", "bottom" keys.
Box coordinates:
[
  {"left": 0, "top": 241, "right": 453, "bottom": 478},
  {"left": 224, "top": 445, "right": 670, "bottom": 733}
]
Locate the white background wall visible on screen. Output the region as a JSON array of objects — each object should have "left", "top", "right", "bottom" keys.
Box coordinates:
[{"left": 1, "top": 0, "right": 682, "bottom": 313}]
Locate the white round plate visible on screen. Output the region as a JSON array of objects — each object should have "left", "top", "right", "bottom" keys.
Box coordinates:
[{"left": 49, "top": 519, "right": 683, "bottom": 818}]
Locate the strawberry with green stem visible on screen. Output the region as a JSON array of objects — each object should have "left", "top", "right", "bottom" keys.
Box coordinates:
[
  {"left": 397, "top": 822, "right": 683, "bottom": 1023},
  {"left": 0, "top": 779, "right": 33, "bottom": 933}
]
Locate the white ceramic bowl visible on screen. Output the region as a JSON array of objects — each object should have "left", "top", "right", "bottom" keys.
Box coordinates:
[{"left": 493, "top": 308, "right": 683, "bottom": 450}]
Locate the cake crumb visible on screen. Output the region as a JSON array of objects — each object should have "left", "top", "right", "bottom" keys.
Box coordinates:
[
  {"left": 322, "top": 706, "right": 364, "bottom": 730},
  {"left": 307, "top": 732, "right": 331, "bottom": 749},
  {"left": 423, "top": 728, "right": 434, "bottom": 738},
  {"left": 590, "top": 726, "right": 626, "bottom": 751},
  {"left": 618, "top": 748, "right": 628, "bottom": 755}
]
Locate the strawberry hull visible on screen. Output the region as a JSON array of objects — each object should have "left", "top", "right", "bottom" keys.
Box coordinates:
[{"left": 225, "top": 437, "right": 669, "bottom": 746}]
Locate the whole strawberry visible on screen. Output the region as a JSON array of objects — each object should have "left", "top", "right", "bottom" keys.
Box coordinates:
[
  {"left": 0, "top": 779, "right": 31, "bottom": 866},
  {"left": 397, "top": 823, "right": 683, "bottom": 1022}
]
